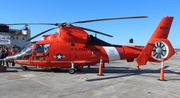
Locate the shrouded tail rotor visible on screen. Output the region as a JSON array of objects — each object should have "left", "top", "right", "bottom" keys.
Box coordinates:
[{"left": 151, "top": 41, "right": 168, "bottom": 60}]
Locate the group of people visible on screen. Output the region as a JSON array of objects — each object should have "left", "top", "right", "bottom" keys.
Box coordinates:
[{"left": 0, "top": 45, "right": 21, "bottom": 67}]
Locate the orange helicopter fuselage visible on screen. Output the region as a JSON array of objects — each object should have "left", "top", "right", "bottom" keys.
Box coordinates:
[
  {"left": 13, "top": 26, "right": 145, "bottom": 68},
  {"left": 14, "top": 40, "right": 144, "bottom": 68}
]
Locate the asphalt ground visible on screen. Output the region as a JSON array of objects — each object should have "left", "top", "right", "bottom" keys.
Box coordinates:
[{"left": 0, "top": 54, "right": 180, "bottom": 98}]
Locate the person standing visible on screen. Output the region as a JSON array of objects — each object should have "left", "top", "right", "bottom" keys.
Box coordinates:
[
  {"left": 0, "top": 48, "right": 5, "bottom": 66},
  {"left": 0, "top": 48, "right": 2, "bottom": 65},
  {"left": 4, "top": 48, "right": 9, "bottom": 67}
]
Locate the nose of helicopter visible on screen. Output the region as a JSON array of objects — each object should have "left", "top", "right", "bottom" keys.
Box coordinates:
[
  {"left": 4, "top": 53, "right": 23, "bottom": 65},
  {"left": 4, "top": 55, "right": 16, "bottom": 63}
]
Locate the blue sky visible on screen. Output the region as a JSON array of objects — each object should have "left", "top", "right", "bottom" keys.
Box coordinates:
[{"left": 0, "top": 0, "right": 179, "bottom": 48}]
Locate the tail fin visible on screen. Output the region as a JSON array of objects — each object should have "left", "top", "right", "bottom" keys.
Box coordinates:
[{"left": 136, "top": 16, "right": 175, "bottom": 66}]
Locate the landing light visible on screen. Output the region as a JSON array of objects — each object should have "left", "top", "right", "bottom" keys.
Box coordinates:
[
  {"left": 22, "top": 25, "right": 29, "bottom": 35},
  {"left": 22, "top": 30, "right": 28, "bottom": 35}
]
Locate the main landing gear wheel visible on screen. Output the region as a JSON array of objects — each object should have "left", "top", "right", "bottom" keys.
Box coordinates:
[
  {"left": 21, "top": 66, "right": 28, "bottom": 71},
  {"left": 69, "top": 69, "right": 76, "bottom": 74}
]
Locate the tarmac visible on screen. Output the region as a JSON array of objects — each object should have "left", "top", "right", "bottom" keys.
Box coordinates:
[{"left": 0, "top": 54, "right": 180, "bottom": 98}]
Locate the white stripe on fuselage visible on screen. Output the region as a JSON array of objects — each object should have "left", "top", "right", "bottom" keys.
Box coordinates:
[{"left": 103, "top": 46, "right": 121, "bottom": 61}]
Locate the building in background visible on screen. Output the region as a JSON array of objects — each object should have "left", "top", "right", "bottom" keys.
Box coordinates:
[{"left": 0, "top": 29, "right": 30, "bottom": 48}]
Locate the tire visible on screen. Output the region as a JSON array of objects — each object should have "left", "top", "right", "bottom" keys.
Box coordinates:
[
  {"left": 69, "top": 69, "right": 75, "bottom": 74},
  {"left": 12, "top": 62, "right": 15, "bottom": 66},
  {"left": 22, "top": 66, "right": 28, "bottom": 71}
]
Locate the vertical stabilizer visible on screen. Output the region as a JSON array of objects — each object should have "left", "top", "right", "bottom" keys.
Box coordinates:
[{"left": 136, "top": 16, "right": 175, "bottom": 66}]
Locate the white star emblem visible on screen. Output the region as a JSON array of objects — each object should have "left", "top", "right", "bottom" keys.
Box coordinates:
[{"left": 56, "top": 53, "right": 63, "bottom": 60}]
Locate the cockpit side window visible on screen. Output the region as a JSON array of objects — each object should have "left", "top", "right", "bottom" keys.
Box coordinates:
[
  {"left": 34, "top": 44, "right": 44, "bottom": 53},
  {"left": 44, "top": 44, "right": 50, "bottom": 54},
  {"left": 34, "top": 44, "right": 50, "bottom": 54}
]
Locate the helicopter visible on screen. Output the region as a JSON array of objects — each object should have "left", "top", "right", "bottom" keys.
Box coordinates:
[{"left": 3, "top": 16, "right": 175, "bottom": 74}]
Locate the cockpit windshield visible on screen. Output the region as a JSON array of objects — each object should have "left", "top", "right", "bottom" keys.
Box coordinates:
[
  {"left": 20, "top": 42, "right": 35, "bottom": 54},
  {"left": 6, "top": 42, "right": 36, "bottom": 61}
]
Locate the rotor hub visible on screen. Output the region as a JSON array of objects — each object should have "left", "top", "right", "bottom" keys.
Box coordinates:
[{"left": 156, "top": 47, "right": 163, "bottom": 54}]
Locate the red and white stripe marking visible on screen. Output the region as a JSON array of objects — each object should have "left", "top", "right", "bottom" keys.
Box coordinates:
[{"left": 103, "top": 46, "right": 121, "bottom": 61}]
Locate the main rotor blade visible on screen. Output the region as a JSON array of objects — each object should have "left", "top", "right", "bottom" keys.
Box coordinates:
[
  {"left": 5, "top": 16, "right": 148, "bottom": 26},
  {"left": 72, "top": 16, "right": 148, "bottom": 24},
  {"left": 6, "top": 23, "right": 57, "bottom": 25},
  {"left": 78, "top": 26, "right": 113, "bottom": 37},
  {"left": 26, "top": 27, "right": 57, "bottom": 41}
]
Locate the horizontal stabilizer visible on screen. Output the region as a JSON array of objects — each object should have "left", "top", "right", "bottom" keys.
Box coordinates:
[{"left": 136, "top": 43, "right": 154, "bottom": 66}]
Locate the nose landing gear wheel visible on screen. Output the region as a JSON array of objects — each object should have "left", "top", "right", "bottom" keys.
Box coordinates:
[
  {"left": 21, "top": 66, "right": 28, "bottom": 71},
  {"left": 69, "top": 69, "right": 75, "bottom": 74},
  {"left": 12, "top": 62, "right": 15, "bottom": 66}
]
